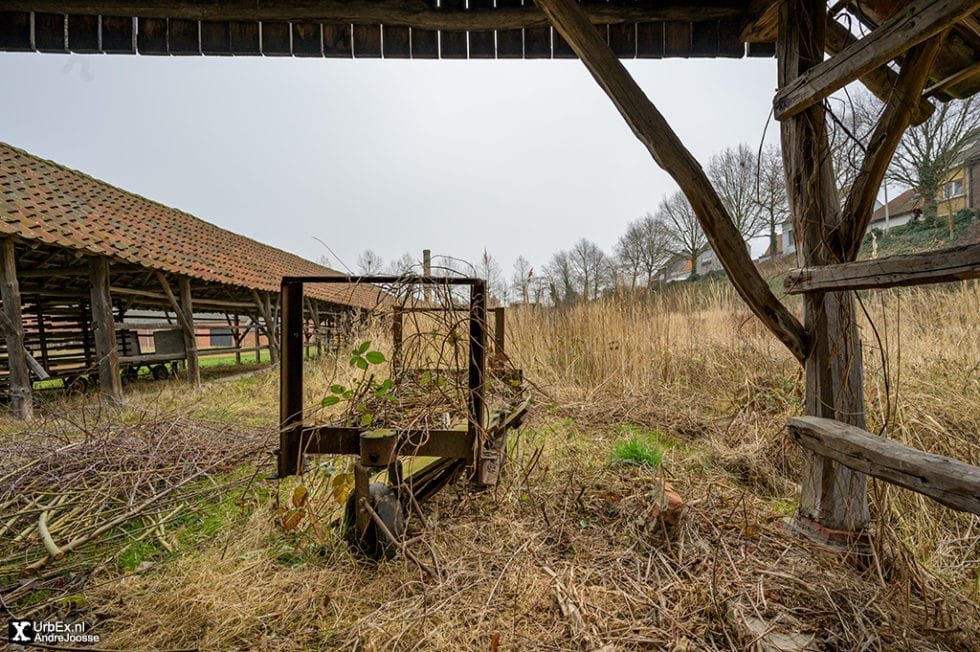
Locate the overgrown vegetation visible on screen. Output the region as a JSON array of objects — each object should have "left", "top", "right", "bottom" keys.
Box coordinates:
[{"left": 1, "top": 266, "right": 978, "bottom": 649}]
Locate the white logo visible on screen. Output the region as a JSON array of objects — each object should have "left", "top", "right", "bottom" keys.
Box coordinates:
[{"left": 10, "top": 621, "right": 32, "bottom": 642}]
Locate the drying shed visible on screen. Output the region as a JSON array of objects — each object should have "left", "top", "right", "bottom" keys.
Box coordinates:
[
  {"left": 1, "top": 0, "right": 979, "bottom": 547},
  {"left": 0, "top": 142, "right": 385, "bottom": 418}
]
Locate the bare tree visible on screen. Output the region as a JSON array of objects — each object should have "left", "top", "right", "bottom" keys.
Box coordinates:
[
  {"left": 615, "top": 213, "right": 670, "bottom": 289},
  {"left": 708, "top": 143, "right": 766, "bottom": 240},
  {"left": 387, "top": 252, "right": 417, "bottom": 276},
  {"left": 545, "top": 250, "right": 577, "bottom": 307},
  {"left": 754, "top": 144, "right": 789, "bottom": 257},
  {"left": 476, "top": 249, "right": 504, "bottom": 305},
  {"left": 659, "top": 191, "right": 709, "bottom": 279},
  {"left": 889, "top": 96, "right": 979, "bottom": 223},
  {"left": 356, "top": 249, "right": 385, "bottom": 275},
  {"left": 568, "top": 238, "right": 609, "bottom": 301},
  {"left": 511, "top": 255, "right": 534, "bottom": 305}
]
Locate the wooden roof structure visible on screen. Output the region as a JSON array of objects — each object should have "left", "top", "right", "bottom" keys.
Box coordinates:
[
  {"left": 0, "top": 143, "right": 383, "bottom": 310},
  {"left": 0, "top": 1, "right": 977, "bottom": 102},
  {"left": 2, "top": 0, "right": 980, "bottom": 547}
]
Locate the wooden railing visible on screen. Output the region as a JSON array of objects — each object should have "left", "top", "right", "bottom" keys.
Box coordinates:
[{"left": 785, "top": 241, "right": 980, "bottom": 520}]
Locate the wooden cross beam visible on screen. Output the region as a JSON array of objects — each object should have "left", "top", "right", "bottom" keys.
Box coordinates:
[
  {"left": 773, "top": 0, "right": 980, "bottom": 121},
  {"left": 533, "top": 0, "right": 807, "bottom": 364}
]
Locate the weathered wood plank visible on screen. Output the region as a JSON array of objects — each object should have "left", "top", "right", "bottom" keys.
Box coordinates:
[
  {"left": 789, "top": 416, "right": 980, "bottom": 516},
  {"left": 0, "top": 11, "right": 32, "bottom": 50},
  {"left": 5, "top": 1, "right": 745, "bottom": 30},
  {"left": 785, "top": 243, "right": 980, "bottom": 294},
  {"left": 773, "top": 0, "right": 980, "bottom": 121},
  {"left": 88, "top": 257, "right": 123, "bottom": 403},
  {"left": 825, "top": 18, "right": 934, "bottom": 126},
  {"left": 534, "top": 0, "right": 808, "bottom": 364},
  {"left": 68, "top": 13, "right": 100, "bottom": 52},
  {"left": 291, "top": 21, "right": 322, "bottom": 57},
  {"left": 100, "top": 15, "right": 134, "bottom": 53},
  {"left": 136, "top": 16, "right": 168, "bottom": 54},
  {"left": 0, "top": 239, "right": 34, "bottom": 420}
]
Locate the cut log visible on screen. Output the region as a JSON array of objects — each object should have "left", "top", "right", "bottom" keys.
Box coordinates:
[
  {"left": 788, "top": 416, "right": 980, "bottom": 516},
  {"left": 773, "top": 0, "right": 979, "bottom": 121},
  {"left": 784, "top": 243, "right": 980, "bottom": 293}
]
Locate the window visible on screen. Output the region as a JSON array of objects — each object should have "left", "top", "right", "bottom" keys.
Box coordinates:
[
  {"left": 210, "top": 328, "right": 233, "bottom": 347},
  {"left": 944, "top": 178, "right": 965, "bottom": 199}
]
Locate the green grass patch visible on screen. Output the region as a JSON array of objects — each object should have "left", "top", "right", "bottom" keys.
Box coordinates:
[{"left": 611, "top": 427, "right": 665, "bottom": 468}]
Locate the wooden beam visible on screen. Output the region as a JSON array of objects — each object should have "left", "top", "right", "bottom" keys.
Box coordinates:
[
  {"left": 789, "top": 417, "right": 980, "bottom": 516},
  {"left": 924, "top": 60, "right": 980, "bottom": 97},
  {"left": 88, "top": 257, "right": 123, "bottom": 402},
  {"left": 839, "top": 33, "right": 947, "bottom": 259},
  {"left": 3, "top": 1, "right": 744, "bottom": 29},
  {"left": 779, "top": 0, "right": 869, "bottom": 534},
  {"left": 785, "top": 243, "right": 980, "bottom": 294},
  {"left": 252, "top": 289, "right": 279, "bottom": 364},
  {"left": 739, "top": 0, "right": 780, "bottom": 42},
  {"left": 109, "top": 285, "right": 256, "bottom": 310},
  {"left": 533, "top": 0, "right": 807, "bottom": 364},
  {"left": 179, "top": 277, "right": 201, "bottom": 389},
  {"left": 824, "top": 18, "right": 935, "bottom": 126},
  {"left": 773, "top": 0, "right": 979, "bottom": 121},
  {"left": 0, "top": 239, "right": 33, "bottom": 420}
]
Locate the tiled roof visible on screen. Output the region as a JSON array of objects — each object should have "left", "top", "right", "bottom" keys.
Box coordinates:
[
  {"left": 869, "top": 188, "right": 921, "bottom": 225},
  {"left": 0, "top": 143, "right": 382, "bottom": 309}
]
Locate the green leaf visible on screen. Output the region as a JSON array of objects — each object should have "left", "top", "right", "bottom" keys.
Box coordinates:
[
  {"left": 354, "top": 357, "right": 368, "bottom": 370},
  {"left": 380, "top": 379, "right": 393, "bottom": 391},
  {"left": 330, "top": 384, "right": 345, "bottom": 394},
  {"left": 365, "top": 351, "right": 386, "bottom": 365},
  {"left": 342, "top": 390, "right": 354, "bottom": 399},
  {"left": 355, "top": 341, "right": 371, "bottom": 355},
  {"left": 360, "top": 413, "right": 374, "bottom": 426},
  {"left": 322, "top": 395, "right": 341, "bottom": 407}
]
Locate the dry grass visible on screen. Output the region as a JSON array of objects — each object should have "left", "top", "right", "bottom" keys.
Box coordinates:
[{"left": 2, "top": 279, "right": 978, "bottom": 650}]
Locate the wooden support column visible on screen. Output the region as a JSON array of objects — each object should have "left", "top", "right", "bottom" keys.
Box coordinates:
[
  {"left": 233, "top": 313, "right": 242, "bottom": 364},
  {"left": 88, "top": 257, "right": 123, "bottom": 403},
  {"left": 0, "top": 239, "right": 33, "bottom": 420},
  {"left": 178, "top": 277, "right": 201, "bottom": 388},
  {"left": 252, "top": 290, "right": 279, "bottom": 364},
  {"left": 778, "top": 0, "right": 869, "bottom": 535},
  {"left": 155, "top": 272, "right": 200, "bottom": 388}
]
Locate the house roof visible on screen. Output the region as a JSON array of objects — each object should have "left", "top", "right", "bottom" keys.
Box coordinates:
[
  {"left": 0, "top": 142, "right": 382, "bottom": 309},
  {"left": 869, "top": 187, "right": 921, "bottom": 225},
  {"left": 0, "top": 3, "right": 976, "bottom": 99}
]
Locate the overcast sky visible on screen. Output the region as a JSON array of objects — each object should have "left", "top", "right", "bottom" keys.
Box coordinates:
[{"left": 0, "top": 52, "right": 781, "bottom": 279}]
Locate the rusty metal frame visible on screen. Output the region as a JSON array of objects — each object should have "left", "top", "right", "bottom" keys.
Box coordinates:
[{"left": 277, "top": 274, "right": 487, "bottom": 478}]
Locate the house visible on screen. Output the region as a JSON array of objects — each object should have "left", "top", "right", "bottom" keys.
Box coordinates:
[{"left": 867, "top": 187, "right": 922, "bottom": 231}]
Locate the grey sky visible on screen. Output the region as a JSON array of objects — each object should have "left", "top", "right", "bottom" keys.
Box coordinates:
[{"left": 0, "top": 52, "right": 780, "bottom": 278}]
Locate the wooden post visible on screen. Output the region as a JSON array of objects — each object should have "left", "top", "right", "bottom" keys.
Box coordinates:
[
  {"left": 88, "top": 257, "right": 123, "bottom": 403},
  {"left": 252, "top": 290, "right": 279, "bottom": 364},
  {"left": 233, "top": 313, "right": 242, "bottom": 365},
  {"left": 0, "top": 239, "right": 33, "bottom": 420},
  {"left": 778, "top": 0, "right": 869, "bottom": 535},
  {"left": 178, "top": 277, "right": 201, "bottom": 388}
]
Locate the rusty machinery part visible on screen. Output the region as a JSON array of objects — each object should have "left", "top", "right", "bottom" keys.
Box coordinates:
[
  {"left": 122, "top": 366, "right": 139, "bottom": 382},
  {"left": 344, "top": 482, "right": 406, "bottom": 561},
  {"left": 151, "top": 364, "right": 171, "bottom": 381}
]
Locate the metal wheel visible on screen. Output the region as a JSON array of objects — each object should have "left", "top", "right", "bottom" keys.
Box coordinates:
[
  {"left": 344, "top": 482, "right": 406, "bottom": 561},
  {"left": 151, "top": 364, "right": 170, "bottom": 381}
]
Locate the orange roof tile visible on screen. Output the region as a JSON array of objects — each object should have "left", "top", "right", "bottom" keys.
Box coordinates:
[{"left": 0, "top": 143, "right": 382, "bottom": 309}]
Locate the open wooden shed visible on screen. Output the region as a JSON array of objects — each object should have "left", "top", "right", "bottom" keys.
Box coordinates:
[
  {"left": 0, "top": 142, "right": 385, "bottom": 418},
  {"left": 1, "top": 0, "right": 978, "bottom": 545}
]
